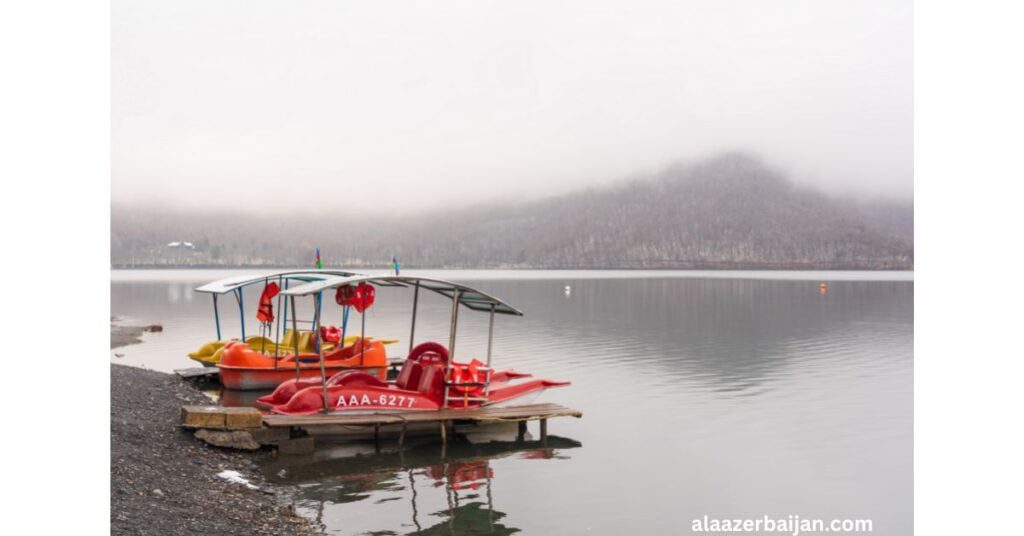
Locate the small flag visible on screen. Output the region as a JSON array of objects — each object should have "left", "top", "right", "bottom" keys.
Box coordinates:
[
  {"left": 315, "top": 248, "right": 322, "bottom": 269},
  {"left": 391, "top": 254, "right": 400, "bottom": 275}
]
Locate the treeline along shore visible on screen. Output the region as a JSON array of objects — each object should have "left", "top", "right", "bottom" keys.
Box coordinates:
[{"left": 112, "top": 153, "right": 913, "bottom": 271}]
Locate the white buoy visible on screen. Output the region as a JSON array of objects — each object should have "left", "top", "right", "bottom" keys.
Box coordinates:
[{"left": 564, "top": 285, "right": 571, "bottom": 296}]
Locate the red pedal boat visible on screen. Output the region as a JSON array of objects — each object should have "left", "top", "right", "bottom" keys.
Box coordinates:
[{"left": 257, "top": 275, "right": 571, "bottom": 415}]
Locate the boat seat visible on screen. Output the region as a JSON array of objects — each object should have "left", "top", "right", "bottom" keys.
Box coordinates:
[
  {"left": 336, "top": 372, "right": 388, "bottom": 388},
  {"left": 396, "top": 360, "right": 424, "bottom": 390},
  {"left": 280, "top": 329, "right": 296, "bottom": 348},
  {"left": 417, "top": 365, "right": 445, "bottom": 397},
  {"left": 187, "top": 340, "right": 226, "bottom": 360},
  {"left": 296, "top": 331, "right": 313, "bottom": 352}
]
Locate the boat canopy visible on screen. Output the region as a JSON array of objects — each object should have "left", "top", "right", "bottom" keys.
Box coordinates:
[
  {"left": 280, "top": 275, "right": 524, "bottom": 316},
  {"left": 195, "top": 270, "right": 365, "bottom": 295}
]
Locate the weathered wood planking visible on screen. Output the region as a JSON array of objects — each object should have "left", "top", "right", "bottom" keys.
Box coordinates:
[{"left": 261, "top": 403, "right": 582, "bottom": 428}]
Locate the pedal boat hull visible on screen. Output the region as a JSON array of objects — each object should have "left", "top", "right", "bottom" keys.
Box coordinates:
[
  {"left": 265, "top": 361, "right": 569, "bottom": 415},
  {"left": 217, "top": 339, "right": 388, "bottom": 390}
]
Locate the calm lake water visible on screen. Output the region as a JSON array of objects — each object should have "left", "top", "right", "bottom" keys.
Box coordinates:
[{"left": 111, "top": 269, "right": 913, "bottom": 535}]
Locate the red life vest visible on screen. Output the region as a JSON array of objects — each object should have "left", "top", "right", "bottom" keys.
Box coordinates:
[
  {"left": 319, "top": 325, "right": 341, "bottom": 343},
  {"left": 449, "top": 359, "right": 485, "bottom": 397},
  {"left": 336, "top": 283, "right": 376, "bottom": 312},
  {"left": 256, "top": 282, "right": 280, "bottom": 323},
  {"left": 335, "top": 285, "right": 355, "bottom": 306},
  {"left": 350, "top": 282, "right": 376, "bottom": 312}
]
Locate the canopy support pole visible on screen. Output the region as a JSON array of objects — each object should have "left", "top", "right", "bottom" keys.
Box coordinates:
[
  {"left": 291, "top": 296, "right": 301, "bottom": 381},
  {"left": 315, "top": 293, "right": 329, "bottom": 414},
  {"left": 340, "top": 305, "right": 349, "bottom": 349},
  {"left": 273, "top": 277, "right": 285, "bottom": 368},
  {"left": 408, "top": 281, "right": 420, "bottom": 356},
  {"left": 483, "top": 304, "right": 495, "bottom": 397},
  {"left": 360, "top": 302, "right": 366, "bottom": 367},
  {"left": 281, "top": 280, "right": 289, "bottom": 351},
  {"left": 448, "top": 289, "right": 460, "bottom": 361},
  {"left": 212, "top": 294, "right": 221, "bottom": 340},
  {"left": 486, "top": 304, "right": 495, "bottom": 367},
  {"left": 315, "top": 291, "right": 323, "bottom": 354},
  {"left": 443, "top": 289, "right": 460, "bottom": 408},
  {"left": 235, "top": 288, "right": 246, "bottom": 340}
]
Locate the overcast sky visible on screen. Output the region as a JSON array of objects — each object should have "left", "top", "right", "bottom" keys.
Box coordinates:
[{"left": 112, "top": 0, "right": 912, "bottom": 212}]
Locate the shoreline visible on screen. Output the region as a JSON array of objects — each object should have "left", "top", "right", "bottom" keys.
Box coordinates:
[
  {"left": 110, "top": 363, "right": 320, "bottom": 535},
  {"left": 110, "top": 267, "right": 914, "bottom": 284},
  {"left": 110, "top": 317, "right": 163, "bottom": 350},
  {"left": 111, "top": 262, "right": 913, "bottom": 271}
]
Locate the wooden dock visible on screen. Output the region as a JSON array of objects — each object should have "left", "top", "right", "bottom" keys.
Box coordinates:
[
  {"left": 265, "top": 403, "right": 580, "bottom": 443},
  {"left": 182, "top": 403, "right": 582, "bottom": 452},
  {"left": 262, "top": 403, "right": 581, "bottom": 428}
]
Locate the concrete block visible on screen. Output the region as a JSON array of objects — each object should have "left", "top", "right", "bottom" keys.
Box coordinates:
[
  {"left": 223, "top": 407, "right": 263, "bottom": 430},
  {"left": 181, "top": 406, "right": 226, "bottom": 429}
]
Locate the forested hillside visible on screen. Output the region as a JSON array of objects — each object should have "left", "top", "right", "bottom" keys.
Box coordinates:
[{"left": 111, "top": 153, "right": 913, "bottom": 269}]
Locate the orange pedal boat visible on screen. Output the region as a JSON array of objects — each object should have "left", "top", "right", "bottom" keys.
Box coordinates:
[
  {"left": 191, "top": 269, "right": 392, "bottom": 391},
  {"left": 217, "top": 336, "right": 388, "bottom": 391}
]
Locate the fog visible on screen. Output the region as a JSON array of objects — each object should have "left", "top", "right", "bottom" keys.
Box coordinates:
[{"left": 112, "top": 0, "right": 912, "bottom": 213}]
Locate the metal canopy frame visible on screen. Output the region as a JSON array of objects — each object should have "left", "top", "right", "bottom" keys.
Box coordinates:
[
  {"left": 197, "top": 272, "right": 522, "bottom": 413},
  {"left": 195, "top": 270, "right": 365, "bottom": 342},
  {"left": 281, "top": 275, "right": 520, "bottom": 411}
]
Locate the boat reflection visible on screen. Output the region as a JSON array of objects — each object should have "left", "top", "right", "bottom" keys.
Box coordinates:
[
  {"left": 215, "top": 387, "right": 270, "bottom": 407},
  {"left": 259, "top": 428, "right": 581, "bottom": 534}
]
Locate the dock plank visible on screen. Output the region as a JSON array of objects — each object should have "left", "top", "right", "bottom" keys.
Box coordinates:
[{"left": 262, "top": 403, "right": 582, "bottom": 428}]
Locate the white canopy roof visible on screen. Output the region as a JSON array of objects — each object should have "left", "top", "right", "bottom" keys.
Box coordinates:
[
  {"left": 195, "top": 270, "right": 365, "bottom": 295},
  {"left": 280, "top": 275, "right": 524, "bottom": 316}
]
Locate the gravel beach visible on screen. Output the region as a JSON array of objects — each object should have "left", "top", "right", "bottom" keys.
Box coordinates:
[{"left": 110, "top": 364, "right": 321, "bottom": 535}]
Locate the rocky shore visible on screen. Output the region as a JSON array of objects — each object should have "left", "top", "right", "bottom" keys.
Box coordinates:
[{"left": 110, "top": 364, "right": 320, "bottom": 535}]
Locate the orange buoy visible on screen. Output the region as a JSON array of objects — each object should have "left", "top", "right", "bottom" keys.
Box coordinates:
[{"left": 819, "top": 282, "right": 827, "bottom": 294}]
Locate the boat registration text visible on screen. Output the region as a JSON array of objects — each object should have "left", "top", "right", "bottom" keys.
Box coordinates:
[{"left": 337, "top": 394, "right": 416, "bottom": 408}]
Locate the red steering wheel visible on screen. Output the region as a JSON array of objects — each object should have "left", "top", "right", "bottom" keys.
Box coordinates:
[{"left": 408, "top": 341, "right": 449, "bottom": 366}]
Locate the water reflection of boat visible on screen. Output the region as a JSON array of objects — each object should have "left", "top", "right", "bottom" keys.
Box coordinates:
[
  {"left": 260, "top": 431, "right": 581, "bottom": 534},
  {"left": 215, "top": 388, "right": 271, "bottom": 408}
]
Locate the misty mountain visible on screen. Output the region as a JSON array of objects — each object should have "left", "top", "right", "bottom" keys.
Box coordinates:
[{"left": 111, "top": 153, "right": 913, "bottom": 270}]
